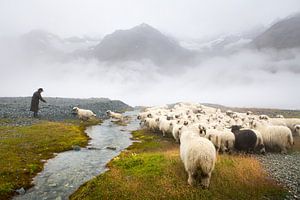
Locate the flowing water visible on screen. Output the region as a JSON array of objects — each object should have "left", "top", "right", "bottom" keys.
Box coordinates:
[{"left": 14, "top": 110, "right": 140, "bottom": 200}]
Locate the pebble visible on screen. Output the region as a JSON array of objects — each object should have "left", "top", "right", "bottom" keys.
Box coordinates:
[
  {"left": 72, "top": 145, "right": 81, "bottom": 151},
  {"left": 48, "top": 183, "right": 57, "bottom": 187},
  {"left": 16, "top": 187, "right": 26, "bottom": 195},
  {"left": 106, "top": 146, "right": 117, "bottom": 150}
]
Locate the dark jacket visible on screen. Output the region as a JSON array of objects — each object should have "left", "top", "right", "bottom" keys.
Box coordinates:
[{"left": 30, "top": 91, "right": 46, "bottom": 112}]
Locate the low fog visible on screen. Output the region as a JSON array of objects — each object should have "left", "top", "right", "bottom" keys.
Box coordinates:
[
  {"left": 0, "top": 1, "right": 300, "bottom": 109},
  {"left": 1, "top": 45, "right": 300, "bottom": 109}
]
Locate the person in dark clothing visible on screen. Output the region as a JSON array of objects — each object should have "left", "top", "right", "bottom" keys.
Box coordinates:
[{"left": 30, "top": 88, "right": 46, "bottom": 118}]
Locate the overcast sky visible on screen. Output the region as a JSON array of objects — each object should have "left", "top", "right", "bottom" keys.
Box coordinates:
[
  {"left": 0, "top": 1, "right": 300, "bottom": 109},
  {"left": 0, "top": 0, "right": 299, "bottom": 38}
]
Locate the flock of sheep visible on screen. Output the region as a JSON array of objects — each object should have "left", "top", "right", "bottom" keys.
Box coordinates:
[{"left": 137, "top": 102, "right": 300, "bottom": 188}]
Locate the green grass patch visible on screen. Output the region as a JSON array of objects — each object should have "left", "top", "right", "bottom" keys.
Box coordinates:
[
  {"left": 70, "top": 129, "right": 287, "bottom": 200},
  {"left": 0, "top": 118, "right": 101, "bottom": 200}
]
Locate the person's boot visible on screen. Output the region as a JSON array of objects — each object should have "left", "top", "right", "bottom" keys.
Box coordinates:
[{"left": 33, "top": 112, "right": 38, "bottom": 118}]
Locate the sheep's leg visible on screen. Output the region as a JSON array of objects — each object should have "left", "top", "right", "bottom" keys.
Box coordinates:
[
  {"left": 187, "top": 172, "right": 195, "bottom": 186},
  {"left": 280, "top": 146, "right": 287, "bottom": 154},
  {"left": 201, "top": 172, "right": 211, "bottom": 189},
  {"left": 162, "top": 131, "right": 166, "bottom": 137}
]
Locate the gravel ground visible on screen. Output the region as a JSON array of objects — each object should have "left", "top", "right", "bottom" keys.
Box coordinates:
[
  {"left": 256, "top": 151, "right": 300, "bottom": 200},
  {"left": 0, "top": 97, "right": 132, "bottom": 126}
]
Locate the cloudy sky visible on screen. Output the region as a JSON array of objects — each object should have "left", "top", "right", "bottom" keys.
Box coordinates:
[
  {"left": 0, "top": 0, "right": 300, "bottom": 109},
  {"left": 0, "top": 0, "right": 299, "bottom": 38}
]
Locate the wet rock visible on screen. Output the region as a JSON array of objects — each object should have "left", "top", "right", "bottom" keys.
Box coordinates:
[
  {"left": 16, "top": 187, "right": 26, "bottom": 195},
  {"left": 72, "top": 145, "right": 81, "bottom": 151},
  {"left": 49, "top": 183, "right": 57, "bottom": 187},
  {"left": 87, "top": 146, "right": 100, "bottom": 150},
  {"left": 106, "top": 146, "right": 117, "bottom": 150}
]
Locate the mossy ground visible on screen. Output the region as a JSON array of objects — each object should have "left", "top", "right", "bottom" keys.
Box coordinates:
[
  {"left": 0, "top": 118, "right": 101, "bottom": 200},
  {"left": 70, "top": 129, "right": 287, "bottom": 200}
]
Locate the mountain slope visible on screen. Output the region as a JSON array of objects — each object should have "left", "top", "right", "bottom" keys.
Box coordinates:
[
  {"left": 93, "top": 23, "right": 194, "bottom": 65},
  {"left": 252, "top": 13, "right": 300, "bottom": 49}
]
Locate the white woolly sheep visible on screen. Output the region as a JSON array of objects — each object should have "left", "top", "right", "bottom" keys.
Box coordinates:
[
  {"left": 72, "top": 107, "right": 96, "bottom": 121},
  {"left": 159, "top": 118, "right": 173, "bottom": 137},
  {"left": 259, "top": 115, "right": 269, "bottom": 120},
  {"left": 180, "top": 130, "right": 216, "bottom": 188},
  {"left": 284, "top": 118, "right": 300, "bottom": 136},
  {"left": 106, "top": 110, "right": 123, "bottom": 121},
  {"left": 275, "top": 114, "right": 284, "bottom": 118},
  {"left": 250, "top": 120, "right": 293, "bottom": 153}
]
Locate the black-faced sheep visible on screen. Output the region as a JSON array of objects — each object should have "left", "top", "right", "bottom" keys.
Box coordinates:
[
  {"left": 231, "top": 125, "right": 264, "bottom": 153},
  {"left": 72, "top": 107, "right": 96, "bottom": 121},
  {"left": 106, "top": 110, "right": 123, "bottom": 121}
]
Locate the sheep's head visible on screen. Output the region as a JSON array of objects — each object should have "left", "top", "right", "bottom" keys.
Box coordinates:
[
  {"left": 155, "top": 118, "right": 160, "bottom": 122},
  {"left": 147, "top": 113, "right": 152, "bottom": 118},
  {"left": 106, "top": 110, "right": 111, "bottom": 115},
  {"left": 249, "top": 120, "right": 257, "bottom": 129},
  {"left": 259, "top": 115, "right": 269, "bottom": 120},
  {"left": 178, "top": 126, "right": 185, "bottom": 139},
  {"left": 231, "top": 125, "right": 243, "bottom": 134},
  {"left": 72, "top": 107, "right": 79, "bottom": 115},
  {"left": 208, "top": 134, "right": 220, "bottom": 150},
  {"left": 137, "top": 115, "right": 141, "bottom": 120},
  {"left": 183, "top": 121, "right": 189, "bottom": 126},
  {"left": 198, "top": 125, "right": 206, "bottom": 136},
  {"left": 72, "top": 107, "right": 79, "bottom": 111},
  {"left": 294, "top": 125, "right": 300, "bottom": 136}
]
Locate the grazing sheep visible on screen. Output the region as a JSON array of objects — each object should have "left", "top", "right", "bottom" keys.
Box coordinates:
[
  {"left": 172, "top": 123, "right": 184, "bottom": 143},
  {"left": 246, "top": 111, "right": 253, "bottom": 115},
  {"left": 159, "top": 118, "right": 174, "bottom": 137},
  {"left": 144, "top": 118, "right": 159, "bottom": 131},
  {"left": 231, "top": 125, "right": 262, "bottom": 153},
  {"left": 284, "top": 118, "right": 300, "bottom": 136},
  {"left": 72, "top": 107, "right": 96, "bottom": 121},
  {"left": 293, "top": 124, "right": 300, "bottom": 136},
  {"left": 106, "top": 110, "right": 123, "bottom": 121},
  {"left": 180, "top": 130, "right": 216, "bottom": 188},
  {"left": 275, "top": 114, "right": 284, "bottom": 118},
  {"left": 259, "top": 115, "right": 269, "bottom": 120},
  {"left": 203, "top": 129, "right": 221, "bottom": 152},
  {"left": 250, "top": 121, "right": 294, "bottom": 153},
  {"left": 250, "top": 129, "right": 266, "bottom": 154},
  {"left": 218, "top": 130, "right": 235, "bottom": 153}
]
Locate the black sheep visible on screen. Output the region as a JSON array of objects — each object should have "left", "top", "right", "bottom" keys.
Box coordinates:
[{"left": 231, "top": 125, "right": 258, "bottom": 153}]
